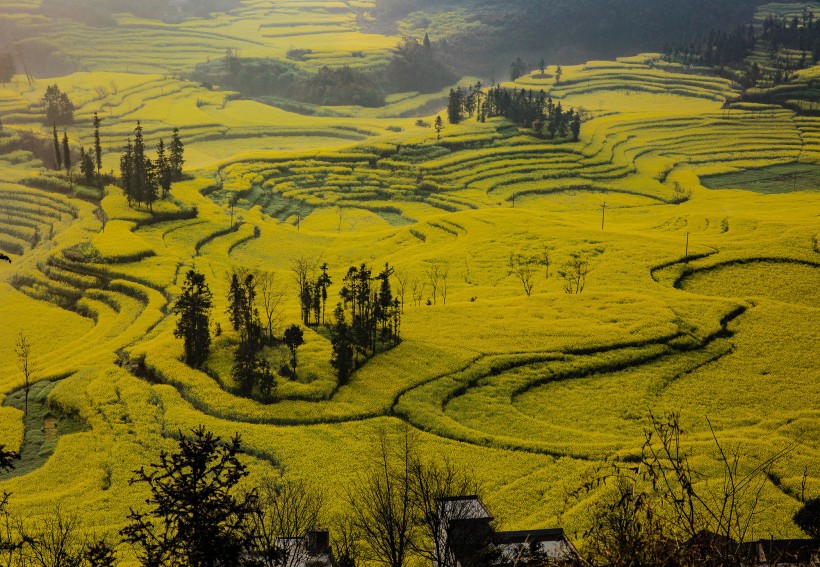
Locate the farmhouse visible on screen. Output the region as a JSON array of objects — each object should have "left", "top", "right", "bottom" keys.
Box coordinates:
[{"left": 435, "top": 496, "right": 580, "bottom": 567}]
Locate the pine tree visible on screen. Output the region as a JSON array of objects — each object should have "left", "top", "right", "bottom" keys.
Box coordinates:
[
  {"left": 121, "top": 427, "right": 257, "bottom": 567},
  {"left": 227, "top": 273, "right": 246, "bottom": 332},
  {"left": 169, "top": 127, "right": 185, "bottom": 180},
  {"left": 434, "top": 115, "right": 443, "bottom": 139},
  {"left": 283, "top": 324, "right": 304, "bottom": 379},
  {"left": 156, "top": 138, "right": 172, "bottom": 199},
  {"left": 173, "top": 269, "right": 213, "bottom": 368},
  {"left": 447, "top": 88, "right": 463, "bottom": 124},
  {"left": 330, "top": 303, "right": 354, "bottom": 385},
  {"left": 80, "top": 146, "right": 95, "bottom": 185},
  {"left": 62, "top": 131, "right": 71, "bottom": 175},
  {"left": 120, "top": 138, "right": 134, "bottom": 206},
  {"left": 52, "top": 125, "right": 62, "bottom": 171},
  {"left": 144, "top": 157, "right": 158, "bottom": 211},
  {"left": 132, "top": 121, "right": 146, "bottom": 206},
  {"left": 317, "top": 263, "right": 332, "bottom": 324},
  {"left": 93, "top": 112, "right": 103, "bottom": 180}
]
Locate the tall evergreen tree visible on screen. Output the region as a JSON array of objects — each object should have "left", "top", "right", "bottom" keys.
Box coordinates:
[
  {"left": 0, "top": 52, "right": 14, "bottom": 85},
  {"left": 317, "top": 263, "right": 332, "bottom": 324},
  {"left": 93, "top": 112, "right": 103, "bottom": 180},
  {"left": 80, "top": 146, "right": 95, "bottom": 185},
  {"left": 52, "top": 125, "right": 62, "bottom": 171},
  {"left": 62, "top": 131, "right": 71, "bottom": 175},
  {"left": 132, "top": 121, "right": 147, "bottom": 206},
  {"left": 330, "top": 303, "right": 354, "bottom": 386},
  {"left": 169, "top": 127, "right": 185, "bottom": 180},
  {"left": 173, "top": 269, "right": 213, "bottom": 368},
  {"left": 120, "top": 138, "right": 134, "bottom": 206},
  {"left": 447, "top": 88, "right": 463, "bottom": 124},
  {"left": 156, "top": 138, "right": 172, "bottom": 199},
  {"left": 283, "top": 324, "right": 304, "bottom": 379},
  {"left": 120, "top": 427, "right": 257, "bottom": 567},
  {"left": 227, "top": 273, "right": 246, "bottom": 332}
]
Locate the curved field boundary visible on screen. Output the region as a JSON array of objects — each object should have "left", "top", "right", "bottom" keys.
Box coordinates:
[{"left": 673, "top": 257, "right": 820, "bottom": 289}]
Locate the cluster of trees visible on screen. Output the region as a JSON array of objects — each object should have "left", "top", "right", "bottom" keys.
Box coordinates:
[
  {"left": 761, "top": 12, "right": 820, "bottom": 68},
  {"left": 294, "top": 260, "right": 332, "bottom": 327},
  {"left": 2, "top": 418, "right": 818, "bottom": 567},
  {"left": 119, "top": 122, "right": 184, "bottom": 209},
  {"left": 42, "top": 84, "right": 74, "bottom": 126},
  {"left": 226, "top": 269, "right": 277, "bottom": 398},
  {"left": 0, "top": 52, "right": 14, "bottom": 85},
  {"left": 0, "top": 426, "right": 483, "bottom": 567},
  {"left": 447, "top": 85, "right": 581, "bottom": 141},
  {"left": 330, "top": 263, "right": 401, "bottom": 385},
  {"left": 664, "top": 11, "right": 820, "bottom": 89},
  {"left": 375, "top": 0, "right": 760, "bottom": 78},
  {"left": 193, "top": 36, "right": 455, "bottom": 109}
]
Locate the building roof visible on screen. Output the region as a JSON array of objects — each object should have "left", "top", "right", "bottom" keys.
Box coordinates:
[{"left": 437, "top": 495, "right": 494, "bottom": 521}]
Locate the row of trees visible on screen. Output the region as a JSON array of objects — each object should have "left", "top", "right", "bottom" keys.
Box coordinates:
[
  {"left": 663, "top": 11, "right": 820, "bottom": 88},
  {"left": 2, "top": 417, "right": 818, "bottom": 567},
  {"left": 446, "top": 85, "right": 581, "bottom": 141},
  {"left": 176, "top": 248, "right": 595, "bottom": 396},
  {"left": 119, "top": 122, "right": 184, "bottom": 209},
  {"left": 48, "top": 113, "right": 105, "bottom": 188}
]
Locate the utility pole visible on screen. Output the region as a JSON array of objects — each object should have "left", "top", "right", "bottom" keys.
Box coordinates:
[
  {"left": 601, "top": 201, "right": 606, "bottom": 230},
  {"left": 685, "top": 231, "right": 689, "bottom": 260},
  {"left": 229, "top": 201, "right": 234, "bottom": 229},
  {"left": 14, "top": 45, "right": 33, "bottom": 87},
  {"left": 296, "top": 211, "right": 301, "bottom": 231}
]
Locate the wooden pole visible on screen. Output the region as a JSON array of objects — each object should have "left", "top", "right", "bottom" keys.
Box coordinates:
[{"left": 601, "top": 202, "right": 606, "bottom": 230}]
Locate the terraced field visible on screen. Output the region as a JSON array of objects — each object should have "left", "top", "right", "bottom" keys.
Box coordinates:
[{"left": 0, "top": 3, "right": 819, "bottom": 559}]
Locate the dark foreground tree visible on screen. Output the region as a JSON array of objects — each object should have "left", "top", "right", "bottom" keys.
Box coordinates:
[
  {"left": 572, "top": 413, "right": 794, "bottom": 567},
  {"left": 794, "top": 497, "right": 820, "bottom": 538},
  {"left": 121, "top": 426, "right": 258, "bottom": 567},
  {"left": 173, "top": 269, "right": 213, "bottom": 368},
  {"left": 250, "top": 478, "right": 324, "bottom": 567},
  {"left": 348, "top": 428, "right": 417, "bottom": 567}
]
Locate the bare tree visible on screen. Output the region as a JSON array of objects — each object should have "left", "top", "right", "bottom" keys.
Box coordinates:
[
  {"left": 26, "top": 507, "right": 85, "bottom": 567},
  {"left": 0, "top": 492, "right": 28, "bottom": 567},
  {"left": 348, "top": 428, "right": 417, "bottom": 567},
  {"left": 571, "top": 413, "right": 794, "bottom": 567},
  {"left": 331, "top": 516, "right": 361, "bottom": 567},
  {"left": 15, "top": 332, "right": 33, "bottom": 417},
  {"left": 557, "top": 252, "right": 590, "bottom": 294},
  {"left": 425, "top": 261, "right": 450, "bottom": 305},
  {"left": 409, "top": 458, "right": 482, "bottom": 567},
  {"left": 392, "top": 269, "right": 410, "bottom": 312},
  {"left": 256, "top": 270, "right": 286, "bottom": 344},
  {"left": 250, "top": 478, "right": 325, "bottom": 567},
  {"left": 439, "top": 261, "right": 450, "bottom": 305},
  {"left": 508, "top": 253, "right": 538, "bottom": 296},
  {"left": 426, "top": 263, "right": 440, "bottom": 305},
  {"left": 410, "top": 277, "right": 426, "bottom": 308},
  {"left": 539, "top": 245, "right": 551, "bottom": 280}
]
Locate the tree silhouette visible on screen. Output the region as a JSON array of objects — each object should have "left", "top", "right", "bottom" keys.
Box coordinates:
[{"left": 121, "top": 426, "right": 258, "bottom": 567}]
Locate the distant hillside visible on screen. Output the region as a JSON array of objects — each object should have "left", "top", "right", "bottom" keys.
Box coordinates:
[{"left": 372, "top": 0, "right": 766, "bottom": 75}]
